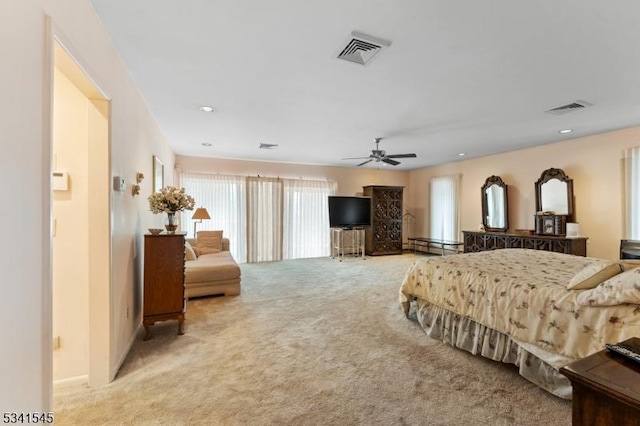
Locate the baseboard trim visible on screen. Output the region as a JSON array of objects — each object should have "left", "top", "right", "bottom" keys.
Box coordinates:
[
  {"left": 111, "top": 322, "right": 143, "bottom": 381},
  {"left": 53, "top": 374, "right": 88, "bottom": 388}
]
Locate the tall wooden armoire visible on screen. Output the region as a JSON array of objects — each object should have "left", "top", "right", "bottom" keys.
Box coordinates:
[{"left": 363, "top": 185, "right": 404, "bottom": 256}]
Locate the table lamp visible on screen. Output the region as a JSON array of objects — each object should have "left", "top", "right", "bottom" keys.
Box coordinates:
[{"left": 192, "top": 207, "right": 211, "bottom": 238}]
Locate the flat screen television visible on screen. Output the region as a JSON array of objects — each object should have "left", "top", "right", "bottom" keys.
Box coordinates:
[{"left": 328, "top": 196, "right": 371, "bottom": 229}]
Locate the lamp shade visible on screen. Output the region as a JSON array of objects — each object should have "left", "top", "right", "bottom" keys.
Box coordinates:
[{"left": 192, "top": 207, "right": 211, "bottom": 220}]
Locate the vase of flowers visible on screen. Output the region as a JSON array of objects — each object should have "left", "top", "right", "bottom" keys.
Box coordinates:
[
  {"left": 148, "top": 186, "right": 196, "bottom": 233},
  {"left": 165, "top": 213, "right": 178, "bottom": 233}
]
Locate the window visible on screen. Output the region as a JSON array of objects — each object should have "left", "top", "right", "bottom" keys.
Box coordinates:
[
  {"left": 283, "top": 179, "right": 337, "bottom": 259},
  {"left": 180, "top": 172, "right": 337, "bottom": 262},
  {"left": 180, "top": 173, "right": 247, "bottom": 263},
  {"left": 625, "top": 147, "right": 640, "bottom": 239},
  {"left": 429, "top": 174, "right": 461, "bottom": 241},
  {"left": 246, "top": 177, "right": 283, "bottom": 263}
]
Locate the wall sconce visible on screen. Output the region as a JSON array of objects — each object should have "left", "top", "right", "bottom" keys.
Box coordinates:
[
  {"left": 192, "top": 207, "right": 211, "bottom": 237},
  {"left": 132, "top": 172, "right": 144, "bottom": 196}
]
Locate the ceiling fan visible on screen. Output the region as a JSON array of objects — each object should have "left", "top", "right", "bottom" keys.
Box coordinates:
[{"left": 342, "top": 137, "right": 417, "bottom": 166}]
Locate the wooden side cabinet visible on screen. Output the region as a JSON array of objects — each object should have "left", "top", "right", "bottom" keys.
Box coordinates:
[
  {"left": 363, "top": 185, "right": 403, "bottom": 256},
  {"left": 560, "top": 338, "right": 640, "bottom": 425},
  {"left": 143, "top": 233, "right": 186, "bottom": 340}
]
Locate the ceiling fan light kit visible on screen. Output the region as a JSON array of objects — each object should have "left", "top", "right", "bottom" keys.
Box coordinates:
[{"left": 343, "top": 137, "right": 417, "bottom": 167}]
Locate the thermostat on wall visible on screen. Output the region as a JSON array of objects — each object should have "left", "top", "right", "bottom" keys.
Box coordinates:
[
  {"left": 52, "top": 171, "right": 69, "bottom": 191},
  {"left": 113, "top": 176, "right": 126, "bottom": 192}
]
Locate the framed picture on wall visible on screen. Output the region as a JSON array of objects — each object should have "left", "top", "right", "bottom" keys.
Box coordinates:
[{"left": 153, "top": 155, "right": 164, "bottom": 193}]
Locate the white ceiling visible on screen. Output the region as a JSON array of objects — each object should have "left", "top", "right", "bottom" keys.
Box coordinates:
[{"left": 89, "top": 0, "right": 640, "bottom": 171}]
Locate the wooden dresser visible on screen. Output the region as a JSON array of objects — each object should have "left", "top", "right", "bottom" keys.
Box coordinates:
[
  {"left": 363, "top": 185, "right": 403, "bottom": 256},
  {"left": 560, "top": 338, "right": 640, "bottom": 425},
  {"left": 143, "top": 233, "right": 186, "bottom": 340},
  {"left": 462, "top": 231, "right": 587, "bottom": 256}
]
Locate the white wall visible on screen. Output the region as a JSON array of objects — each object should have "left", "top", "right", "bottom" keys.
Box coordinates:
[
  {"left": 0, "top": 1, "right": 51, "bottom": 411},
  {"left": 0, "top": 0, "right": 175, "bottom": 410}
]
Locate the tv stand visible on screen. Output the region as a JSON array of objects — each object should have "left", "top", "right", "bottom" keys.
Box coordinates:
[{"left": 331, "top": 228, "right": 365, "bottom": 261}]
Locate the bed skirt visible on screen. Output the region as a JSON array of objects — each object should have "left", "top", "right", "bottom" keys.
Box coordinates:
[{"left": 413, "top": 298, "right": 573, "bottom": 399}]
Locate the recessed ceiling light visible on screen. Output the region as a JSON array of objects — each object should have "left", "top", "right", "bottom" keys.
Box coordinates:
[
  {"left": 201, "top": 143, "right": 212, "bottom": 147},
  {"left": 559, "top": 129, "right": 573, "bottom": 134},
  {"left": 199, "top": 106, "right": 214, "bottom": 113},
  {"left": 458, "top": 152, "right": 466, "bottom": 157}
]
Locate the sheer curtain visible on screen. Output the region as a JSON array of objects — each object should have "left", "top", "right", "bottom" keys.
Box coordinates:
[
  {"left": 180, "top": 172, "right": 339, "bottom": 262},
  {"left": 430, "top": 174, "right": 461, "bottom": 241},
  {"left": 625, "top": 147, "right": 640, "bottom": 239},
  {"left": 179, "top": 173, "right": 247, "bottom": 263},
  {"left": 283, "top": 179, "right": 337, "bottom": 259},
  {"left": 246, "top": 177, "right": 283, "bottom": 263}
]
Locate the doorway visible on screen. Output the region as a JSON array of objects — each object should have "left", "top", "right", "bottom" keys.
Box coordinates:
[{"left": 52, "top": 40, "right": 111, "bottom": 387}]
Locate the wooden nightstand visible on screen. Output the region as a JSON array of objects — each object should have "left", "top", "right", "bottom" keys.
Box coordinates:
[{"left": 560, "top": 337, "right": 640, "bottom": 425}]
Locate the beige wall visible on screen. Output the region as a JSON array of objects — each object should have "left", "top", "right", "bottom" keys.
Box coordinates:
[
  {"left": 176, "top": 155, "right": 410, "bottom": 197},
  {"left": 52, "top": 69, "right": 90, "bottom": 382},
  {"left": 179, "top": 126, "right": 640, "bottom": 261},
  {"left": 408, "top": 127, "right": 640, "bottom": 260}
]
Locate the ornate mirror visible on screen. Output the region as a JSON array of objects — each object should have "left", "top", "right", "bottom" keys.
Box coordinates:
[
  {"left": 535, "top": 168, "right": 574, "bottom": 220},
  {"left": 481, "top": 175, "right": 509, "bottom": 232}
]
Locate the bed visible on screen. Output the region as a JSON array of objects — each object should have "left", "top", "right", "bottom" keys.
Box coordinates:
[{"left": 399, "top": 248, "right": 640, "bottom": 399}]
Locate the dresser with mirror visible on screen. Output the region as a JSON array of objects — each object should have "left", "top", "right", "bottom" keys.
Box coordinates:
[
  {"left": 464, "top": 169, "right": 587, "bottom": 256},
  {"left": 534, "top": 168, "right": 574, "bottom": 236},
  {"left": 481, "top": 175, "right": 509, "bottom": 232}
]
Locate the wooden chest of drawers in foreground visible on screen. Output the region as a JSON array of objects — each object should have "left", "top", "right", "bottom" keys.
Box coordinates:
[
  {"left": 560, "top": 338, "right": 640, "bottom": 425},
  {"left": 143, "top": 233, "right": 185, "bottom": 340}
]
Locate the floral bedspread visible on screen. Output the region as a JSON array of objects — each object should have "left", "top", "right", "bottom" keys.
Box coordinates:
[{"left": 399, "top": 249, "right": 640, "bottom": 360}]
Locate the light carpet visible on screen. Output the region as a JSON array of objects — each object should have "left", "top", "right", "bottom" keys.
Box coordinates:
[{"left": 54, "top": 254, "right": 571, "bottom": 425}]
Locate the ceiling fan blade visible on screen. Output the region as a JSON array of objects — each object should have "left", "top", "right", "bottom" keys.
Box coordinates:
[
  {"left": 386, "top": 153, "right": 417, "bottom": 159},
  {"left": 357, "top": 159, "right": 374, "bottom": 167},
  {"left": 342, "top": 156, "right": 372, "bottom": 160},
  {"left": 382, "top": 158, "right": 400, "bottom": 166}
]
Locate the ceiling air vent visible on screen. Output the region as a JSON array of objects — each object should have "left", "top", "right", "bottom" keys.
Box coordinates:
[
  {"left": 336, "top": 32, "right": 391, "bottom": 66},
  {"left": 545, "top": 100, "right": 592, "bottom": 115}
]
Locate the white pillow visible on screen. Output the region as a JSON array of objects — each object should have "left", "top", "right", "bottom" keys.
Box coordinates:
[
  {"left": 196, "top": 230, "right": 223, "bottom": 253},
  {"left": 567, "top": 261, "right": 622, "bottom": 290},
  {"left": 577, "top": 267, "right": 640, "bottom": 306},
  {"left": 185, "top": 241, "right": 197, "bottom": 261}
]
